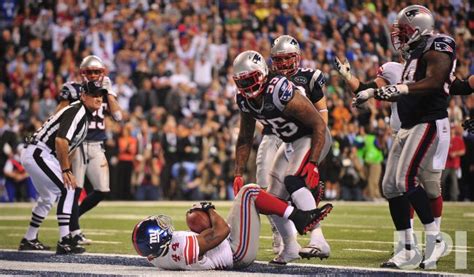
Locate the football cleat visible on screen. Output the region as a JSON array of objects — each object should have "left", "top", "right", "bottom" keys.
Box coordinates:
[
  {"left": 18, "top": 238, "right": 51, "bottom": 251},
  {"left": 381, "top": 246, "right": 422, "bottom": 270},
  {"left": 72, "top": 232, "right": 92, "bottom": 245},
  {"left": 299, "top": 246, "right": 330, "bottom": 260},
  {"left": 289, "top": 204, "right": 333, "bottom": 235},
  {"left": 420, "top": 236, "right": 448, "bottom": 269},
  {"left": 56, "top": 234, "right": 86, "bottom": 255}
]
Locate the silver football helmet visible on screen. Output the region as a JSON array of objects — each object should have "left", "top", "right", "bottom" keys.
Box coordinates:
[
  {"left": 233, "top": 50, "right": 269, "bottom": 98},
  {"left": 271, "top": 35, "right": 301, "bottom": 76},
  {"left": 79, "top": 55, "right": 107, "bottom": 85},
  {"left": 391, "top": 5, "right": 434, "bottom": 58}
]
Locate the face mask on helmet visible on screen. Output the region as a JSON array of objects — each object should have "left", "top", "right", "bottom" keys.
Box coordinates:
[
  {"left": 79, "top": 56, "right": 106, "bottom": 86},
  {"left": 233, "top": 70, "right": 266, "bottom": 98},
  {"left": 271, "top": 52, "right": 300, "bottom": 76},
  {"left": 132, "top": 215, "right": 174, "bottom": 258},
  {"left": 391, "top": 22, "right": 415, "bottom": 53}
]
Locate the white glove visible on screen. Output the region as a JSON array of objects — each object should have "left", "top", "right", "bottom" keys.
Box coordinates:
[
  {"left": 334, "top": 56, "right": 352, "bottom": 81},
  {"left": 102, "top": 76, "right": 117, "bottom": 97},
  {"left": 375, "top": 84, "right": 408, "bottom": 101},
  {"left": 352, "top": 88, "right": 374, "bottom": 107}
]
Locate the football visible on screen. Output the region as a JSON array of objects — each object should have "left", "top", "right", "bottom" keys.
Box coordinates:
[{"left": 186, "top": 210, "right": 211, "bottom": 233}]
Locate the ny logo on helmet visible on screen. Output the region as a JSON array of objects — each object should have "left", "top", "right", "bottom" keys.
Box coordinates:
[{"left": 149, "top": 229, "right": 164, "bottom": 244}]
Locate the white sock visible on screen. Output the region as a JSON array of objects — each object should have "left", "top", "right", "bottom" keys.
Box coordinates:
[
  {"left": 283, "top": 206, "right": 294, "bottom": 219},
  {"left": 25, "top": 226, "right": 39, "bottom": 241},
  {"left": 398, "top": 228, "right": 414, "bottom": 246},
  {"left": 434, "top": 217, "right": 441, "bottom": 230},
  {"left": 271, "top": 214, "right": 298, "bottom": 250},
  {"left": 291, "top": 187, "right": 316, "bottom": 211},
  {"left": 410, "top": 218, "right": 414, "bottom": 229},
  {"left": 424, "top": 222, "right": 439, "bottom": 236}
]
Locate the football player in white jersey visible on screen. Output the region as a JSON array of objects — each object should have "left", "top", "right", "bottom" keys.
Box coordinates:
[{"left": 132, "top": 184, "right": 333, "bottom": 270}]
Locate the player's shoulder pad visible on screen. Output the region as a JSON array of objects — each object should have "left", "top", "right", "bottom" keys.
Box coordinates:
[
  {"left": 270, "top": 75, "right": 294, "bottom": 111},
  {"left": 309, "top": 68, "right": 325, "bottom": 90},
  {"left": 428, "top": 34, "right": 456, "bottom": 58},
  {"left": 377, "top": 62, "right": 403, "bottom": 85},
  {"left": 59, "top": 82, "right": 82, "bottom": 101}
]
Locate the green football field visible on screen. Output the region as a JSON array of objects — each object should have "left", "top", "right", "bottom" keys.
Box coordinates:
[{"left": 0, "top": 201, "right": 473, "bottom": 274}]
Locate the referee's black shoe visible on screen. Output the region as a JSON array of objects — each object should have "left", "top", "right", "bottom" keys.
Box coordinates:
[
  {"left": 19, "top": 238, "right": 51, "bottom": 251},
  {"left": 56, "top": 234, "right": 86, "bottom": 255}
]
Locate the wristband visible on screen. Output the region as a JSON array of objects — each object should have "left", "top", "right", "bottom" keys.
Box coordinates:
[{"left": 62, "top": 168, "right": 72, "bottom": 173}]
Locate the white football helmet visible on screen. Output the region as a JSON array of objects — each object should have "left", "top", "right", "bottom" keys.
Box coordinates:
[
  {"left": 391, "top": 5, "right": 434, "bottom": 59},
  {"left": 233, "top": 50, "right": 269, "bottom": 98},
  {"left": 271, "top": 35, "right": 301, "bottom": 76},
  {"left": 79, "top": 55, "right": 107, "bottom": 85}
]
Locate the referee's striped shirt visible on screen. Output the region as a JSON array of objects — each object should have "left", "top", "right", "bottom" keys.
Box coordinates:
[{"left": 31, "top": 101, "right": 91, "bottom": 155}]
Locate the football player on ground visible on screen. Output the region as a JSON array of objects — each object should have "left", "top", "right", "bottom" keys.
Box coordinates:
[
  {"left": 349, "top": 5, "right": 455, "bottom": 269},
  {"left": 232, "top": 50, "right": 333, "bottom": 264},
  {"left": 56, "top": 55, "right": 123, "bottom": 245},
  {"left": 132, "top": 184, "right": 332, "bottom": 270},
  {"left": 258, "top": 35, "right": 330, "bottom": 260}
]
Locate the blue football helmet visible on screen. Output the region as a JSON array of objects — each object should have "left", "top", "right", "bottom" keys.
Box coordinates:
[{"left": 132, "top": 215, "right": 174, "bottom": 257}]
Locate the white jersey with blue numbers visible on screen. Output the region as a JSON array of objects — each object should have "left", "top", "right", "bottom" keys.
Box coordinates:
[
  {"left": 59, "top": 81, "right": 108, "bottom": 141},
  {"left": 148, "top": 231, "right": 233, "bottom": 270},
  {"left": 376, "top": 62, "right": 403, "bottom": 132},
  {"left": 236, "top": 75, "right": 312, "bottom": 143}
]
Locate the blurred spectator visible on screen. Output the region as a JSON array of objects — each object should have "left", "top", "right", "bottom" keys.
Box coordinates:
[
  {"left": 442, "top": 125, "right": 466, "bottom": 201},
  {"left": 116, "top": 123, "right": 137, "bottom": 200},
  {"left": 340, "top": 147, "right": 366, "bottom": 201},
  {"left": 3, "top": 145, "right": 36, "bottom": 202}
]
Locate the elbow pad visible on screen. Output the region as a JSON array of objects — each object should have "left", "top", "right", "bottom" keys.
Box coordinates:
[
  {"left": 355, "top": 81, "right": 378, "bottom": 95},
  {"left": 112, "top": 111, "right": 123, "bottom": 122}
]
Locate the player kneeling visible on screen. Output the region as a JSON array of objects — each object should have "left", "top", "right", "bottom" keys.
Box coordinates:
[{"left": 132, "top": 184, "right": 333, "bottom": 270}]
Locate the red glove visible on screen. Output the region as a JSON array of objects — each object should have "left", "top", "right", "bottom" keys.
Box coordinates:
[
  {"left": 300, "top": 161, "right": 320, "bottom": 189},
  {"left": 233, "top": 176, "right": 244, "bottom": 197}
]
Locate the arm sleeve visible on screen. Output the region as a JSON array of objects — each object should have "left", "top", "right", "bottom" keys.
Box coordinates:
[{"left": 450, "top": 78, "right": 473, "bottom": 96}]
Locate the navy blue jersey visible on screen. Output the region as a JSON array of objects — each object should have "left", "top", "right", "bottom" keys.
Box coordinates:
[
  {"left": 59, "top": 82, "right": 109, "bottom": 141},
  {"left": 397, "top": 34, "right": 456, "bottom": 129},
  {"left": 236, "top": 75, "right": 312, "bottom": 143},
  {"left": 262, "top": 68, "right": 325, "bottom": 135}
]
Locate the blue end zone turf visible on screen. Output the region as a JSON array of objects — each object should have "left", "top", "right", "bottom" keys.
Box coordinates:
[{"left": 0, "top": 250, "right": 455, "bottom": 276}]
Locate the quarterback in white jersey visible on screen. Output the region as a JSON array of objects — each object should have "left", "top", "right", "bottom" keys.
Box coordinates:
[{"left": 132, "top": 185, "right": 333, "bottom": 270}]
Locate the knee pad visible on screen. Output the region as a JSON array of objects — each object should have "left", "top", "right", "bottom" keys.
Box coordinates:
[{"left": 284, "top": 175, "right": 306, "bottom": 194}]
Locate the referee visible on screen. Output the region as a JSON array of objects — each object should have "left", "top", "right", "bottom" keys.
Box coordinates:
[{"left": 18, "top": 81, "right": 106, "bottom": 254}]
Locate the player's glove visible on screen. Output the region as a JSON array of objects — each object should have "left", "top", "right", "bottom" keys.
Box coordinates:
[
  {"left": 299, "top": 161, "right": 320, "bottom": 189},
  {"left": 233, "top": 176, "right": 244, "bottom": 197},
  {"left": 352, "top": 88, "right": 375, "bottom": 108},
  {"left": 190, "top": 201, "right": 215, "bottom": 213},
  {"left": 334, "top": 56, "right": 352, "bottom": 81},
  {"left": 463, "top": 118, "right": 474, "bottom": 134},
  {"left": 102, "top": 76, "right": 117, "bottom": 97},
  {"left": 374, "top": 84, "right": 408, "bottom": 101}
]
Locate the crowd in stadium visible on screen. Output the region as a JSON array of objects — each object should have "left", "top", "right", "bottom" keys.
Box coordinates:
[{"left": 0, "top": 0, "right": 472, "bottom": 202}]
